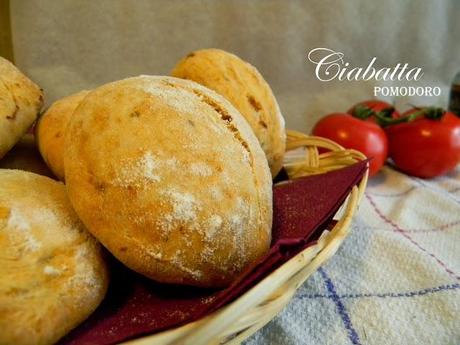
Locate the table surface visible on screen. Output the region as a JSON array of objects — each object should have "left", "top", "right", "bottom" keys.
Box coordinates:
[{"left": 246, "top": 166, "right": 460, "bottom": 345}]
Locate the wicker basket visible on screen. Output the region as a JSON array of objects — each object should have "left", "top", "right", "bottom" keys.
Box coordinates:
[{"left": 124, "top": 130, "right": 369, "bottom": 345}]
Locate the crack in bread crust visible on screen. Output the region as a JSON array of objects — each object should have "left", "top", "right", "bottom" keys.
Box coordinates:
[
  {"left": 190, "top": 89, "right": 253, "bottom": 167},
  {"left": 157, "top": 79, "right": 265, "bottom": 236}
]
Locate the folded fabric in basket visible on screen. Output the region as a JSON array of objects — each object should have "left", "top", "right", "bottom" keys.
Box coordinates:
[{"left": 61, "top": 160, "right": 367, "bottom": 345}]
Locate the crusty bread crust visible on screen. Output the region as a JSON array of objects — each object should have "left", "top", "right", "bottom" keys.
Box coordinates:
[
  {"left": 36, "top": 90, "right": 90, "bottom": 180},
  {"left": 0, "top": 169, "right": 109, "bottom": 345},
  {"left": 65, "top": 76, "right": 272, "bottom": 287},
  {"left": 171, "top": 48, "right": 286, "bottom": 177},
  {"left": 0, "top": 57, "right": 43, "bottom": 159}
]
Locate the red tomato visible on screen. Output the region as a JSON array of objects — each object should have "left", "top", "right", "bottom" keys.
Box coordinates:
[
  {"left": 386, "top": 108, "right": 460, "bottom": 178},
  {"left": 348, "top": 99, "right": 400, "bottom": 125},
  {"left": 312, "top": 113, "right": 388, "bottom": 176}
]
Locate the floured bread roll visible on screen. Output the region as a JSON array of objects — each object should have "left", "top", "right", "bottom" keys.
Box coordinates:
[
  {"left": 171, "top": 48, "right": 286, "bottom": 177},
  {"left": 36, "top": 90, "right": 90, "bottom": 180},
  {"left": 65, "top": 76, "right": 272, "bottom": 287},
  {"left": 0, "top": 57, "right": 43, "bottom": 159},
  {"left": 0, "top": 169, "right": 109, "bottom": 345}
]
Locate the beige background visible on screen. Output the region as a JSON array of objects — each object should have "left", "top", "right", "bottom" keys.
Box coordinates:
[{"left": 9, "top": 0, "right": 460, "bottom": 131}]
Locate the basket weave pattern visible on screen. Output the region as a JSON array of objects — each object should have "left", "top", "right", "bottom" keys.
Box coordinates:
[{"left": 125, "top": 130, "right": 369, "bottom": 345}]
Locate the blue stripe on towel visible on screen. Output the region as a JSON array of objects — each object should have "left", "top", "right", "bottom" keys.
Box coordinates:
[
  {"left": 298, "top": 283, "right": 460, "bottom": 300},
  {"left": 319, "top": 268, "right": 362, "bottom": 345}
]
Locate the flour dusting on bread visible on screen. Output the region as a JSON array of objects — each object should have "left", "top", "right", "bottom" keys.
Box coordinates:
[
  {"left": 190, "top": 162, "right": 213, "bottom": 176},
  {"left": 0, "top": 170, "right": 109, "bottom": 345},
  {"left": 165, "top": 190, "right": 200, "bottom": 223},
  {"left": 115, "top": 151, "right": 161, "bottom": 186},
  {"left": 64, "top": 76, "right": 272, "bottom": 287},
  {"left": 7, "top": 208, "right": 32, "bottom": 232}
]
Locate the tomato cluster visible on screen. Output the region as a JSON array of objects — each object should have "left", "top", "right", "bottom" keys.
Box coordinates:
[{"left": 312, "top": 100, "right": 460, "bottom": 178}]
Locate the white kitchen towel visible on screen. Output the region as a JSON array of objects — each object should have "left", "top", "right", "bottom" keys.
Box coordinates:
[{"left": 246, "top": 166, "right": 460, "bottom": 345}]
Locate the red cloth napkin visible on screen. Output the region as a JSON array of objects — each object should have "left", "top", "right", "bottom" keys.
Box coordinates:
[{"left": 61, "top": 161, "right": 367, "bottom": 345}]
